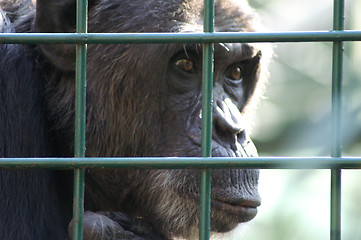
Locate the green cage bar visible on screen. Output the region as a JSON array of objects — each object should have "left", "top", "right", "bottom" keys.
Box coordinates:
[
  {"left": 330, "top": 0, "right": 344, "bottom": 239},
  {"left": 199, "top": 48, "right": 213, "bottom": 237},
  {"left": 199, "top": 0, "right": 215, "bottom": 239},
  {"left": 1, "top": 31, "right": 361, "bottom": 44},
  {"left": 2, "top": 157, "right": 361, "bottom": 169},
  {"left": 72, "top": 0, "right": 88, "bottom": 239}
]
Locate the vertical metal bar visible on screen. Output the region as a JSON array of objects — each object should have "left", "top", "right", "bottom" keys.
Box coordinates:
[
  {"left": 199, "top": 0, "right": 214, "bottom": 240},
  {"left": 72, "top": 0, "right": 88, "bottom": 239},
  {"left": 330, "top": 0, "right": 344, "bottom": 239},
  {"left": 330, "top": 170, "right": 341, "bottom": 240}
]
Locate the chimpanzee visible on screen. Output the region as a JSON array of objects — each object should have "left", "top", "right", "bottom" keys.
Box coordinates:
[{"left": 0, "top": 0, "right": 269, "bottom": 239}]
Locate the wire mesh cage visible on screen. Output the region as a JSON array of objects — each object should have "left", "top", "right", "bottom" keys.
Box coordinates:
[{"left": 1, "top": 0, "right": 361, "bottom": 239}]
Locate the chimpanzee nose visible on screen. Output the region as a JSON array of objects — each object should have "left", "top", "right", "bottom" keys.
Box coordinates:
[{"left": 213, "top": 98, "right": 244, "bottom": 139}]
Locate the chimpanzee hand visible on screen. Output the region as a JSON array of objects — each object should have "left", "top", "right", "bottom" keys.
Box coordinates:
[{"left": 68, "top": 211, "right": 169, "bottom": 240}]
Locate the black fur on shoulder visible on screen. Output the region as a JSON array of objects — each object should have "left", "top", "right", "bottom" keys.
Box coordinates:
[{"left": 0, "top": 5, "right": 72, "bottom": 239}]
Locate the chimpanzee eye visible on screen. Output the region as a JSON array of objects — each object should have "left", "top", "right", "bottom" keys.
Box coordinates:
[
  {"left": 175, "top": 58, "right": 194, "bottom": 72},
  {"left": 226, "top": 66, "right": 243, "bottom": 82}
]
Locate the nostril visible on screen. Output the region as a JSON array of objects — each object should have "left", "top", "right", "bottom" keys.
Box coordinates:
[
  {"left": 214, "top": 98, "right": 244, "bottom": 137},
  {"left": 213, "top": 116, "right": 242, "bottom": 144},
  {"left": 214, "top": 120, "right": 227, "bottom": 139},
  {"left": 213, "top": 113, "right": 243, "bottom": 136}
]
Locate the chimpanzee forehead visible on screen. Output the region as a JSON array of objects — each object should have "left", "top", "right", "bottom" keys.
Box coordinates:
[
  {"left": 168, "top": 0, "right": 255, "bottom": 33},
  {"left": 89, "top": 0, "right": 254, "bottom": 34}
]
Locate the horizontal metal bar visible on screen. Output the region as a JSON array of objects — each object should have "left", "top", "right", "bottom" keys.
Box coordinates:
[
  {"left": 1, "top": 157, "right": 361, "bottom": 169},
  {"left": 1, "top": 31, "right": 361, "bottom": 44}
]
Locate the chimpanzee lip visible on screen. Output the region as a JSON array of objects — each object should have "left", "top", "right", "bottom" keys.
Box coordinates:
[
  {"left": 187, "top": 193, "right": 259, "bottom": 223},
  {"left": 212, "top": 199, "right": 259, "bottom": 222}
]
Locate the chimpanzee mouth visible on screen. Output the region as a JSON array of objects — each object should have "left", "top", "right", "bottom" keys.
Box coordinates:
[
  {"left": 211, "top": 198, "right": 259, "bottom": 222},
  {"left": 186, "top": 193, "right": 260, "bottom": 223}
]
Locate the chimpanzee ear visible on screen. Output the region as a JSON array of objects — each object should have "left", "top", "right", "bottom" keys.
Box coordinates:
[{"left": 34, "top": 0, "right": 96, "bottom": 71}]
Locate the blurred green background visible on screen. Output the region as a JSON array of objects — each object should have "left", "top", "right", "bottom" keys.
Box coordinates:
[{"left": 236, "top": 0, "right": 361, "bottom": 239}]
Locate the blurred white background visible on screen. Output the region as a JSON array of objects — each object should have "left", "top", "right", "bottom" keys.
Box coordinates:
[{"left": 245, "top": 0, "right": 361, "bottom": 239}]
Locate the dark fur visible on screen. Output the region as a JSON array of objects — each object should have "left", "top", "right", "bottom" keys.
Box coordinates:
[{"left": 0, "top": 0, "right": 268, "bottom": 239}]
